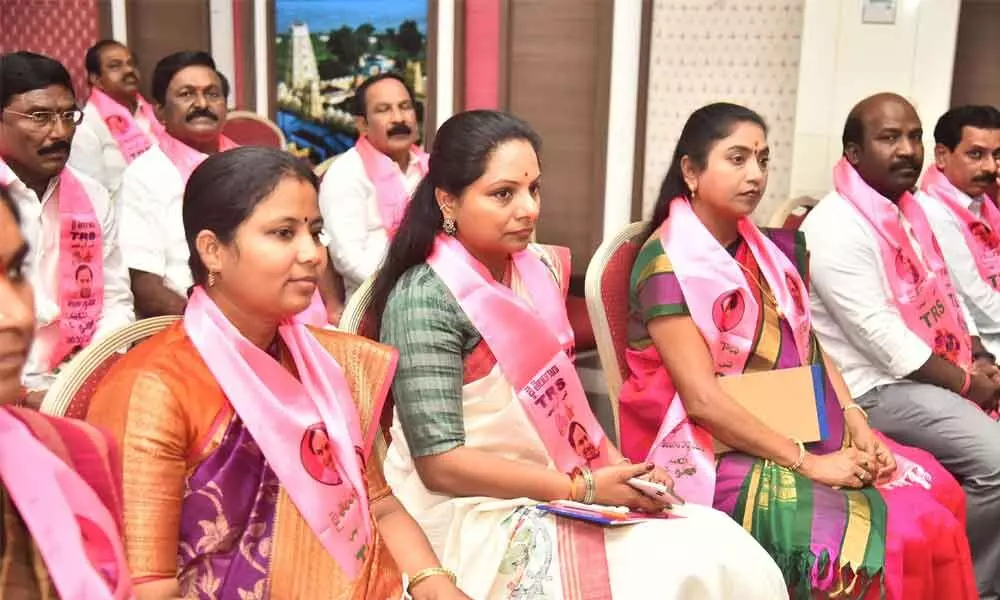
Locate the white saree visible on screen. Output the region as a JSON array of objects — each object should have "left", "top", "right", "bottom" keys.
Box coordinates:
[{"left": 382, "top": 264, "right": 787, "bottom": 600}]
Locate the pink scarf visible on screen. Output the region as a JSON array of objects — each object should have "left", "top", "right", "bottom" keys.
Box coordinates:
[
  {"left": 427, "top": 236, "right": 611, "bottom": 473},
  {"left": 0, "top": 160, "right": 103, "bottom": 368},
  {"left": 157, "top": 131, "right": 238, "bottom": 182},
  {"left": 647, "top": 197, "right": 812, "bottom": 505},
  {"left": 920, "top": 165, "right": 1000, "bottom": 290},
  {"left": 355, "top": 135, "right": 428, "bottom": 238},
  {"left": 0, "top": 407, "right": 130, "bottom": 599},
  {"left": 836, "top": 158, "right": 972, "bottom": 368},
  {"left": 184, "top": 288, "right": 377, "bottom": 577},
  {"left": 87, "top": 89, "right": 161, "bottom": 163}
]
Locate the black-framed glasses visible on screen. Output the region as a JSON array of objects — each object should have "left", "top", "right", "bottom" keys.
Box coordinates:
[{"left": 3, "top": 108, "right": 84, "bottom": 128}]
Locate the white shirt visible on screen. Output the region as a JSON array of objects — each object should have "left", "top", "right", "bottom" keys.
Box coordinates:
[
  {"left": 114, "top": 145, "right": 191, "bottom": 297},
  {"left": 801, "top": 190, "right": 978, "bottom": 399},
  {"left": 69, "top": 100, "right": 155, "bottom": 197},
  {"left": 915, "top": 189, "right": 1000, "bottom": 356},
  {"left": 8, "top": 166, "right": 134, "bottom": 388},
  {"left": 318, "top": 146, "right": 425, "bottom": 299}
]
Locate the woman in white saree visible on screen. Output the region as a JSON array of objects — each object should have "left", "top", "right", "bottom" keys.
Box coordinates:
[{"left": 370, "top": 110, "right": 787, "bottom": 600}]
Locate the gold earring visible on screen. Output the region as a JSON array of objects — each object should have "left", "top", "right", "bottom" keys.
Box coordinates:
[
  {"left": 443, "top": 216, "right": 457, "bottom": 235},
  {"left": 207, "top": 271, "right": 217, "bottom": 287}
]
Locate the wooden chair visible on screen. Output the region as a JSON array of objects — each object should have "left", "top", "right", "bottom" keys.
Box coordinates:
[
  {"left": 222, "top": 110, "right": 286, "bottom": 149},
  {"left": 314, "top": 155, "right": 338, "bottom": 180},
  {"left": 339, "top": 273, "right": 378, "bottom": 339},
  {"left": 767, "top": 195, "right": 819, "bottom": 230},
  {"left": 583, "top": 221, "right": 649, "bottom": 443},
  {"left": 40, "top": 316, "right": 180, "bottom": 419}
]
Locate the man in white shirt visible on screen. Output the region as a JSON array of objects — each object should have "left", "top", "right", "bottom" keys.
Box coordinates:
[
  {"left": 116, "top": 51, "right": 234, "bottom": 317},
  {"left": 69, "top": 40, "right": 160, "bottom": 196},
  {"left": 802, "top": 93, "right": 1000, "bottom": 598},
  {"left": 0, "top": 52, "right": 134, "bottom": 403},
  {"left": 915, "top": 106, "right": 1000, "bottom": 357},
  {"left": 319, "top": 73, "right": 428, "bottom": 302}
]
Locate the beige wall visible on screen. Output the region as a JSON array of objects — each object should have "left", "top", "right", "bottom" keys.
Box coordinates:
[
  {"left": 788, "top": 0, "right": 961, "bottom": 202},
  {"left": 641, "top": 0, "right": 806, "bottom": 222}
]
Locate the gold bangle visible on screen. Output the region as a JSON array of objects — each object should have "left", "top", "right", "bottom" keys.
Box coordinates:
[
  {"left": 568, "top": 473, "right": 578, "bottom": 502},
  {"left": 407, "top": 567, "right": 456, "bottom": 595},
  {"left": 581, "top": 467, "right": 596, "bottom": 504},
  {"left": 788, "top": 439, "right": 806, "bottom": 472},
  {"left": 843, "top": 403, "right": 869, "bottom": 421}
]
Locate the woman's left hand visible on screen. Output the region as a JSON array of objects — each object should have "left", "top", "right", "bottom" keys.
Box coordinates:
[
  {"left": 848, "top": 423, "right": 896, "bottom": 484},
  {"left": 641, "top": 465, "right": 675, "bottom": 489},
  {"left": 410, "top": 576, "right": 473, "bottom": 600}
]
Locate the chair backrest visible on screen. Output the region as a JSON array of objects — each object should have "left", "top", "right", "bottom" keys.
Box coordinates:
[
  {"left": 41, "top": 316, "right": 180, "bottom": 419},
  {"left": 314, "top": 155, "right": 338, "bottom": 180},
  {"left": 583, "top": 221, "right": 649, "bottom": 441},
  {"left": 340, "top": 273, "right": 378, "bottom": 339},
  {"left": 767, "top": 195, "right": 819, "bottom": 230},
  {"left": 222, "top": 110, "right": 287, "bottom": 149}
]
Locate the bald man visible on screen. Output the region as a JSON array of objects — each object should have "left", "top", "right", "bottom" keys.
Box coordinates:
[{"left": 802, "top": 93, "right": 1000, "bottom": 598}]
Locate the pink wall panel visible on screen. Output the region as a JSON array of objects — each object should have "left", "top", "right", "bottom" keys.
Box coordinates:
[
  {"left": 1, "top": 0, "right": 100, "bottom": 99},
  {"left": 463, "top": 0, "right": 501, "bottom": 110}
]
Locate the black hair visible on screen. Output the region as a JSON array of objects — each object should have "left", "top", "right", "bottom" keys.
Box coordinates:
[
  {"left": 368, "top": 109, "right": 541, "bottom": 337},
  {"left": 84, "top": 40, "right": 125, "bottom": 78},
  {"left": 151, "top": 50, "right": 220, "bottom": 105},
  {"left": 0, "top": 51, "right": 75, "bottom": 109},
  {"left": 934, "top": 105, "right": 1000, "bottom": 151},
  {"left": 567, "top": 421, "right": 587, "bottom": 443},
  {"left": 351, "top": 72, "right": 416, "bottom": 117},
  {"left": 182, "top": 146, "right": 317, "bottom": 286},
  {"left": 75, "top": 264, "right": 94, "bottom": 279},
  {"left": 646, "top": 102, "right": 768, "bottom": 238},
  {"left": 0, "top": 186, "right": 18, "bottom": 225}
]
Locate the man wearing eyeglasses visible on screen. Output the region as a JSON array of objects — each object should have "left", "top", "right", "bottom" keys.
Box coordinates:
[
  {"left": 0, "top": 51, "right": 135, "bottom": 406},
  {"left": 69, "top": 39, "right": 162, "bottom": 196},
  {"left": 115, "top": 51, "right": 238, "bottom": 317}
]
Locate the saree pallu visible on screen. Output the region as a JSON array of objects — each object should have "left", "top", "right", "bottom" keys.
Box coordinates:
[
  {"left": 381, "top": 260, "right": 789, "bottom": 600},
  {"left": 620, "top": 229, "right": 977, "bottom": 600},
  {"left": 86, "top": 322, "right": 402, "bottom": 599},
  {"left": 0, "top": 409, "right": 125, "bottom": 598}
]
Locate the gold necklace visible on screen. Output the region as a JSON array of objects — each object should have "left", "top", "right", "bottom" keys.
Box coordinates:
[{"left": 734, "top": 261, "right": 783, "bottom": 318}]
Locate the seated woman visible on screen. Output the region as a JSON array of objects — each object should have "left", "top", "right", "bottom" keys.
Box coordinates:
[
  {"left": 86, "top": 147, "right": 468, "bottom": 600},
  {"left": 618, "top": 102, "right": 977, "bottom": 599},
  {"left": 372, "top": 109, "right": 788, "bottom": 599},
  {"left": 0, "top": 186, "right": 131, "bottom": 598}
]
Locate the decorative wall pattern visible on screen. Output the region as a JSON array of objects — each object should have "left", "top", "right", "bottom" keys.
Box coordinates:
[
  {"left": 642, "top": 0, "right": 805, "bottom": 221},
  {"left": 0, "top": 0, "right": 100, "bottom": 99}
]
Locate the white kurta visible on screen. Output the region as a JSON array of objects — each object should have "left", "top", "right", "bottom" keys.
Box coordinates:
[{"left": 382, "top": 275, "right": 787, "bottom": 600}]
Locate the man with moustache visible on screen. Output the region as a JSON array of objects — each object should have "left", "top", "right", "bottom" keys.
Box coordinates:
[
  {"left": 915, "top": 106, "right": 1000, "bottom": 358},
  {"left": 319, "top": 72, "right": 428, "bottom": 302},
  {"left": 802, "top": 93, "right": 1000, "bottom": 599},
  {"left": 69, "top": 39, "right": 162, "bottom": 195},
  {"left": 116, "top": 51, "right": 237, "bottom": 317},
  {"left": 0, "top": 51, "right": 134, "bottom": 403}
]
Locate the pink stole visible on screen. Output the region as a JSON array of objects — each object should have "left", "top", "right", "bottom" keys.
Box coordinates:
[
  {"left": 0, "top": 407, "right": 129, "bottom": 599},
  {"left": 87, "top": 89, "right": 160, "bottom": 163},
  {"left": 647, "top": 197, "right": 812, "bottom": 506},
  {"left": 920, "top": 165, "right": 1000, "bottom": 290},
  {"left": 835, "top": 158, "right": 973, "bottom": 368},
  {"left": 183, "top": 288, "right": 374, "bottom": 577},
  {"left": 0, "top": 160, "right": 104, "bottom": 368},
  {"left": 157, "top": 131, "right": 239, "bottom": 182},
  {"left": 427, "top": 235, "right": 611, "bottom": 473},
  {"left": 354, "top": 135, "right": 428, "bottom": 238}
]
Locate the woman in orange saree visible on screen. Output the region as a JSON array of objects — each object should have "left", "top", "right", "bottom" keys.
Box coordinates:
[
  {"left": 0, "top": 186, "right": 131, "bottom": 599},
  {"left": 87, "top": 147, "right": 468, "bottom": 600}
]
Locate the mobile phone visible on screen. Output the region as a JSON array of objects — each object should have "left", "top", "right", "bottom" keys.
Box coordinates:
[{"left": 627, "top": 477, "right": 685, "bottom": 505}]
